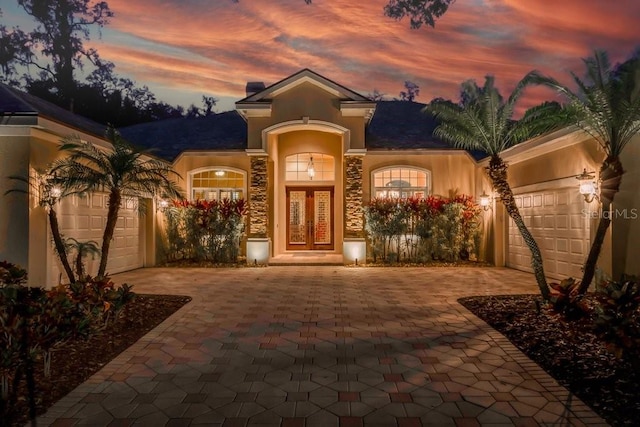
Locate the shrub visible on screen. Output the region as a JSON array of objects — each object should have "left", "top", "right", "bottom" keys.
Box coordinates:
[
  {"left": 164, "top": 198, "right": 247, "bottom": 263},
  {"left": 594, "top": 275, "right": 640, "bottom": 358},
  {"left": 0, "top": 261, "right": 135, "bottom": 423},
  {"left": 364, "top": 195, "right": 482, "bottom": 263},
  {"left": 548, "top": 277, "right": 589, "bottom": 319}
]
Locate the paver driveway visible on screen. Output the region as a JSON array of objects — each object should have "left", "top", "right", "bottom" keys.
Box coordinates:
[{"left": 38, "top": 267, "right": 607, "bottom": 426}]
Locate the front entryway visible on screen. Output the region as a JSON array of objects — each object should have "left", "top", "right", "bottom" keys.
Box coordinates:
[{"left": 286, "top": 187, "right": 334, "bottom": 250}]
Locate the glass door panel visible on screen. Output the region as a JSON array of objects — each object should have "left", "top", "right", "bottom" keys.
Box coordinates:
[
  {"left": 288, "top": 190, "right": 307, "bottom": 245},
  {"left": 286, "top": 187, "right": 334, "bottom": 250},
  {"left": 314, "top": 190, "right": 331, "bottom": 245}
]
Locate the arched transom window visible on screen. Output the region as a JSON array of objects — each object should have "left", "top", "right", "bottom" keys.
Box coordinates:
[
  {"left": 373, "top": 167, "right": 431, "bottom": 199},
  {"left": 191, "top": 169, "right": 245, "bottom": 201},
  {"left": 285, "top": 153, "right": 335, "bottom": 181}
]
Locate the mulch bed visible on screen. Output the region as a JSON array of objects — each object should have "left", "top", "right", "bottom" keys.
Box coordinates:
[
  {"left": 459, "top": 294, "right": 640, "bottom": 427},
  {"left": 3, "top": 293, "right": 191, "bottom": 427}
]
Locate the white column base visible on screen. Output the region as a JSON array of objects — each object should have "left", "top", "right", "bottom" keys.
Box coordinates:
[
  {"left": 343, "top": 238, "right": 366, "bottom": 265},
  {"left": 247, "top": 238, "right": 271, "bottom": 265}
]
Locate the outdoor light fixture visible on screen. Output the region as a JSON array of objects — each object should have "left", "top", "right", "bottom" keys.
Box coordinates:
[
  {"left": 157, "top": 199, "right": 169, "bottom": 210},
  {"left": 307, "top": 155, "right": 315, "bottom": 180},
  {"left": 479, "top": 191, "right": 492, "bottom": 211},
  {"left": 215, "top": 170, "right": 225, "bottom": 177},
  {"left": 50, "top": 185, "right": 62, "bottom": 199},
  {"left": 576, "top": 168, "right": 599, "bottom": 203}
]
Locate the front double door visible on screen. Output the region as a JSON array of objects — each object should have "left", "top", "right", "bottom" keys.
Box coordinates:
[{"left": 286, "top": 187, "right": 334, "bottom": 250}]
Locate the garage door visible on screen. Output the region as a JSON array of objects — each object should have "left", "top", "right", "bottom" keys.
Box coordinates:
[
  {"left": 508, "top": 187, "right": 590, "bottom": 280},
  {"left": 48, "top": 193, "right": 143, "bottom": 285}
]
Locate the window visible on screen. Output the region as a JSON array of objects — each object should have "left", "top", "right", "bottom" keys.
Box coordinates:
[
  {"left": 285, "top": 153, "right": 334, "bottom": 181},
  {"left": 190, "top": 169, "right": 245, "bottom": 201},
  {"left": 373, "top": 167, "right": 430, "bottom": 199}
]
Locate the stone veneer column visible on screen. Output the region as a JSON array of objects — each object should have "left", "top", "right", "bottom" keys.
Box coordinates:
[
  {"left": 344, "top": 155, "right": 364, "bottom": 237},
  {"left": 249, "top": 156, "right": 268, "bottom": 237}
]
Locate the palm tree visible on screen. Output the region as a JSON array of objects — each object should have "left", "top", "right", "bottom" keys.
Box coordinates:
[
  {"left": 64, "top": 238, "right": 100, "bottom": 279},
  {"left": 51, "top": 127, "right": 182, "bottom": 277},
  {"left": 528, "top": 50, "right": 640, "bottom": 294},
  {"left": 426, "top": 76, "right": 563, "bottom": 300}
]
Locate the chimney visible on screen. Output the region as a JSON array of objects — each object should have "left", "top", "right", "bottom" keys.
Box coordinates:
[{"left": 245, "top": 81, "right": 265, "bottom": 97}]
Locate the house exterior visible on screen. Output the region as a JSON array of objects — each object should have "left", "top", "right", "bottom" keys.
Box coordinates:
[{"left": 1, "top": 69, "right": 638, "bottom": 287}]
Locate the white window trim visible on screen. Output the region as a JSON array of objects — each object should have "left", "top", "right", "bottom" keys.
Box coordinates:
[
  {"left": 187, "top": 166, "right": 248, "bottom": 201},
  {"left": 370, "top": 166, "right": 432, "bottom": 199},
  {"left": 284, "top": 153, "right": 336, "bottom": 183}
]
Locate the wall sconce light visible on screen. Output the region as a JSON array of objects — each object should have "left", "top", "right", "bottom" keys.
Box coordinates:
[
  {"left": 50, "top": 185, "right": 62, "bottom": 199},
  {"left": 157, "top": 199, "right": 169, "bottom": 210},
  {"left": 215, "top": 170, "right": 225, "bottom": 177},
  {"left": 307, "top": 156, "right": 315, "bottom": 180},
  {"left": 576, "top": 168, "right": 599, "bottom": 203},
  {"left": 479, "top": 191, "right": 492, "bottom": 211}
]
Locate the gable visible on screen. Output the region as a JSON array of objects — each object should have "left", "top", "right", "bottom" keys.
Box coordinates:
[{"left": 237, "top": 69, "right": 370, "bottom": 103}]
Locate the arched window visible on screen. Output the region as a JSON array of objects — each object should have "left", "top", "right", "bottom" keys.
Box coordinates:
[
  {"left": 190, "top": 168, "right": 245, "bottom": 201},
  {"left": 372, "top": 167, "right": 431, "bottom": 199},
  {"left": 285, "top": 153, "right": 335, "bottom": 181}
]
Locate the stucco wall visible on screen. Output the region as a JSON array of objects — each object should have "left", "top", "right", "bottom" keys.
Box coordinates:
[
  {"left": 612, "top": 134, "right": 640, "bottom": 277},
  {"left": 506, "top": 139, "right": 603, "bottom": 189},
  {"left": 29, "top": 135, "right": 63, "bottom": 286},
  {"left": 0, "top": 135, "right": 31, "bottom": 270}
]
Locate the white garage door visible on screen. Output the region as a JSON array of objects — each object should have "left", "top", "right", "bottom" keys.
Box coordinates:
[
  {"left": 508, "top": 187, "right": 590, "bottom": 280},
  {"left": 48, "top": 193, "right": 143, "bottom": 285}
]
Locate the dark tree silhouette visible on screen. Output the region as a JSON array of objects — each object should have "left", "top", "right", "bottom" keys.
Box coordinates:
[
  {"left": 16, "top": 0, "right": 113, "bottom": 109},
  {"left": 399, "top": 81, "right": 420, "bottom": 101}
]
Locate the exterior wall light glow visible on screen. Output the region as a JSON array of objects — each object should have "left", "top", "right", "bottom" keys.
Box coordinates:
[
  {"left": 479, "top": 191, "right": 492, "bottom": 211},
  {"left": 50, "top": 185, "right": 62, "bottom": 199},
  {"left": 157, "top": 199, "right": 169, "bottom": 210},
  {"left": 307, "top": 156, "right": 315, "bottom": 180},
  {"left": 576, "top": 168, "right": 599, "bottom": 203}
]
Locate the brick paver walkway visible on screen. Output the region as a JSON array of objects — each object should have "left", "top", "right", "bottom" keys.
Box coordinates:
[{"left": 38, "top": 267, "right": 608, "bottom": 426}]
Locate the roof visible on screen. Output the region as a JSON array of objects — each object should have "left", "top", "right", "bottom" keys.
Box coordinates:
[
  {"left": 237, "top": 68, "right": 371, "bottom": 104},
  {"left": 119, "top": 111, "right": 247, "bottom": 161},
  {"left": 0, "top": 83, "right": 106, "bottom": 137},
  {"left": 367, "top": 101, "right": 487, "bottom": 160}
]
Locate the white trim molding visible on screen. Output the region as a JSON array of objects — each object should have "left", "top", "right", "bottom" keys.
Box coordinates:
[
  {"left": 481, "top": 126, "right": 590, "bottom": 166},
  {"left": 261, "top": 119, "right": 351, "bottom": 152}
]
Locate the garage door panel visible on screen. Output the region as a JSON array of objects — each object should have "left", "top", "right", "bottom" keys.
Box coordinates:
[
  {"left": 48, "top": 193, "right": 143, "bottom": 286},
  {"left": 556, "top": 191, "right": 569, "bottom": 206},
  {"left": 571, "top": 214, "right": 586, "bottom": 229},
  {"left": 91, "top": 195, "right": 103, "bottom": 208},
  {"left": 76, "top": 215, "right": 90, "bottom": 230},
  {"left": 556, "top": 238, "right": 569, "bottom": 253},
  {"left": 508, "top": 187, "right": 589, "bottom": 280},
  {"left": 533, "top": 194, "right": 543, "bottom": 207},
  {"left": 544, "top": 237, "right": 555, "bottom": 251},
  {"left": 126, "top": 217, "right": 135, "bottom": 229}
]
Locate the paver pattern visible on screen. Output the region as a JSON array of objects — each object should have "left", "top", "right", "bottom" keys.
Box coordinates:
[{"left": 38, "top": 267, "right": 608, "bottom": 426}]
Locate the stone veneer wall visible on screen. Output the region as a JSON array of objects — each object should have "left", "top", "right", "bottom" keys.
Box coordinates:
[
  {"left": 249, "top": 156, "right": 268, "bottom": 237},
  {"left": 345, "top": 156, "right": 364, "bottom": 237}
]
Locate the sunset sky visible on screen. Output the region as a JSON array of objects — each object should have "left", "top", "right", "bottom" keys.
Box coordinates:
[{"left": 4, "top": 0, "right": 640, "bottom": 112}]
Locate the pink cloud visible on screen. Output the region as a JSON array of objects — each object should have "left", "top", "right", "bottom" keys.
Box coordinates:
[{"left": 91, "top": 0, "right": 639, "bottom": 110}]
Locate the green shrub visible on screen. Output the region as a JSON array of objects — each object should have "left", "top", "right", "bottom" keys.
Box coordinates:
[
  {"left": 0, "top": 261, "right": 135, "bottom": 423},
  {"left": 164, "top": 198, "right": 247, "bottom": 263},
  {"left": 364, "top": 195, "right": 482, "bottom": 263},
  {"left": 594, "top": 275, "right": 640, "bottom": 358}
]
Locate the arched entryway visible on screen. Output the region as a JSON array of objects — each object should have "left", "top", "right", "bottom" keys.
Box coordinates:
[{"left": 262, "top": 120, "right": 349, "bottom": 258}]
